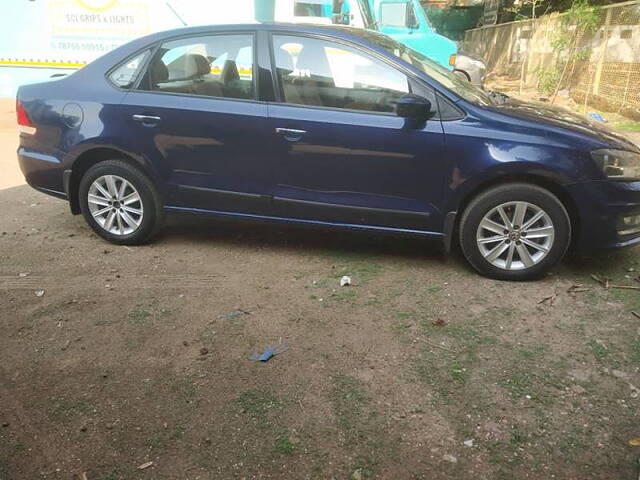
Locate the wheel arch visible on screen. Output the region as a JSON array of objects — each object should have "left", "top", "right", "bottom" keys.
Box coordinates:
[
  {"left": 448, "top": 174, "right": 580, "bottom": 251},
  {"left": 66, "top": 146, "right": 161, "bottom": 215}
]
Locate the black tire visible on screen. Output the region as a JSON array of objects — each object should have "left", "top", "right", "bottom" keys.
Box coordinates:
[
  {"left": 459, "top": 183, "right": 571, "bottom": 281},
  {"left": 79, "top": 160, "right": 163, "bottom": 245}
]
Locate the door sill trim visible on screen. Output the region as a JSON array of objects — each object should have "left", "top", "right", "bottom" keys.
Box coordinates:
[
  {"left": 164, "top": 205, "right": 443, "bottom": 238},
  {"left": 272, "top": 195, "right": 430, "bottom": 218}
]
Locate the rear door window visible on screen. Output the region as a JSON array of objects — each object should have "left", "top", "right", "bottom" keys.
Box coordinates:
[
  {"left": 138, "top": 34, "right": 255, "bottom": 100},
  {"left": 108, "top": 50, "right": 150, "bottom": 89}
]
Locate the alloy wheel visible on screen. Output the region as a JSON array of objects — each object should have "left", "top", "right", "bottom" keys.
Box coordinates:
[
  {"left": 87, "top": 175, "right": 144, "bottom": 236},
  {"left": 476, "top": 201, "right": 555, "bottom": 271}
]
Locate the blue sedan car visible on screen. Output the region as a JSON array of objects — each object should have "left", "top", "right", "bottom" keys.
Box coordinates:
[{"left": 16, "top": 23, "right": 640, "bottom": 280}]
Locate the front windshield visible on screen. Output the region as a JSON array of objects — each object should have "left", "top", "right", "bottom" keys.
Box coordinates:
[{"left": 358, "top": 30, "right": 493, "bottom": 106}]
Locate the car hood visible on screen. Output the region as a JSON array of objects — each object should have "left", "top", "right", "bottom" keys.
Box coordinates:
[{"left": 488, "top": 98, "right": 640, "bottom": 153}]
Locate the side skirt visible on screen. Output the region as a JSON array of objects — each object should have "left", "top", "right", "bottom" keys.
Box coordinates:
[{"left": 164, "top": 205, "right": 444, "bottom": 239}]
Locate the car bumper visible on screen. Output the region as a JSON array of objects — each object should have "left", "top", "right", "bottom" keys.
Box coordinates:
[
  {"left": 566, "top": 179, "right": 640, "bottom": 253},
  {"left": 18, "top": 147, "right": 67, "bottom": 198},
  {"left": 454, "top": 53, "right": 486, "bottom": 88}
]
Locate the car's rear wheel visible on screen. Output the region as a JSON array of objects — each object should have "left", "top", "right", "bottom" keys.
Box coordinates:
[
  {"left": 459, "top": 183, "right": 571, "bottom": 280},
  {"left": 79, "top": 160, "right": 163, "bottom": 245}
]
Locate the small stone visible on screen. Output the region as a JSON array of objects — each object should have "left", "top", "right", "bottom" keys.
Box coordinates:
[
  {"left": 571, "top": 385, "right": 587, "bottom": 395},
  {"left": 443, "top": 454, "right": 458, "bottom": 463},
  {"left": 18, "top": 272, "right": 30, "bottom": 278},
  {"left": 61, "top": 340, "right": 71, "bottom": 351},
  {"left": 80, "top": 425, "right": 87, "bottom": 432},
  {"left": 105, "top": 423, "right": 115, "bottom": 430},
  {"left": 351, "top": 469, "right": 363, "bottom": 480},
  {"left": 182, "top": 340, "right": 189, "bottom": 347},
  {"left": 1, "top": 422, "right": 9, "bottom": 427},
  {"left": 199, "top": 347, "right": 209, "bottom": 356},
  {"left": 612, "top": 370, "right": 629, "bottom": 379},
  {"left": 463, "top": 439, "right": 474, "bottom": 448},
  {"left": 34, "top": 290, "right": 45, "bottom": 297}
]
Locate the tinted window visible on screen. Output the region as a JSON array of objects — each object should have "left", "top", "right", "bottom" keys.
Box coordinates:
[
  {"left": 109, "top": 50, "right": 150, "bottom": 89},
  {"left": 140, "top": 34, "right": 254, "bottom": 100},
  {"left": 272, "top": 35, "right": 409, "bottom": 113}
]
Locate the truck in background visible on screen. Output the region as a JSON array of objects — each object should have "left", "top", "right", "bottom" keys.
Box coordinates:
[
  {"left": 294, "top": 0, "right": 485, "bottom": 86},
  {"left": 0, "top": 0, "right": 483, "bottom": 97}
]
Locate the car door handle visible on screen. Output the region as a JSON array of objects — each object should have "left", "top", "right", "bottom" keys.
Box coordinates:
[
  {"left": 275, "top": 127, "right": 307, "bottom": 141},
  {"left": 132, "top": 114, "right": 161, "bottom": 126}
]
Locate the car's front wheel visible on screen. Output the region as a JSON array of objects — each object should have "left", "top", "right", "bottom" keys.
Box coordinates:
[
  {"left": 459, "top": 183, "right": 571, "bottom": 280},
  {"left": 79, "top": 160, "right": 163, "bottom": 245}
]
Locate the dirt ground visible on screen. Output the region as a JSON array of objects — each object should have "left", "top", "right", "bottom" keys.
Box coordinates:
[{"left": 3, "top": 97, "right": 640, "bottom": 480}]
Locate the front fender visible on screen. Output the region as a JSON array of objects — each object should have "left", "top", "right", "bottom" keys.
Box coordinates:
[{"left": 443, "top": 161, "right": 574, "bottom": 215}]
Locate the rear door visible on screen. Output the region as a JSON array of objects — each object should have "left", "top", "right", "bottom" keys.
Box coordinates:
[
  {"left": 119, "top": 32, "right": 272, "bottom": 215},
  {"left": 267, "top": 33, "right": 446, "bottom": 232}
]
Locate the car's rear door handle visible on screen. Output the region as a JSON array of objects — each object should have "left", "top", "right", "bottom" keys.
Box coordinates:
[
  {"left": 275, "top": 127, "right": 307, "bottom": 141},
  {"left": 132, "top": 114, "right": 161, "bottom": 126}
]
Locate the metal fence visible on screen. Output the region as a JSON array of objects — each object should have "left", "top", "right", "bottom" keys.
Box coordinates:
[{"left": 463, "top": 0, "right": 640, "bottom": 118}]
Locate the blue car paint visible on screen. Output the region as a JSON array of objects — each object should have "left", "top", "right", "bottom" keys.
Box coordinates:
[{"left": 15, "top": 23, "right": 640, "bottom": 254}]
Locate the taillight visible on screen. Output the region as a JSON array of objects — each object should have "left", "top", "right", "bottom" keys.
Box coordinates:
[
  {"left": 449, "top": 54, "right": 457, "bottom": 67},
  {"left": 16, "top": 99, "right": 36, "bottom": 135}
]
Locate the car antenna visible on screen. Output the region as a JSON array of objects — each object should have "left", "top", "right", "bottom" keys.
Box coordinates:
[{"left": 166, "top": 1, "right": 188, "bottom": 26}]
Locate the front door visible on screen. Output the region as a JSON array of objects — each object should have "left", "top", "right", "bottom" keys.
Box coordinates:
[
  {"left": 268, "top": 33, "right": 446, "bottom": 232},
  {"left": 121, "top": 32, "right": 272, "bottom": 215}
]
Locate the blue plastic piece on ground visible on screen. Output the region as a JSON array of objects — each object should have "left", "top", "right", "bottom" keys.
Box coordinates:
[
  {"left": 587, "top": 112, "right": 606, "bottom": 122},
  {"left": 249, "top": 344, "right": 288, "bottom": 362}
]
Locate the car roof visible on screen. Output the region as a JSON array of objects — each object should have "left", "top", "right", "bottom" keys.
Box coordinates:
[
  {"left": 134, "top": 22, "right": 387, "bottom": 49},
  {"left": 86, "top": 22, "right": 395, "bottom": 77}
]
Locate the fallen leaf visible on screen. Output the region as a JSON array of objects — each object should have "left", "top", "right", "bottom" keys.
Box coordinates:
[{"left": 629, "top": 437, "right": 640, "bottom": 446}]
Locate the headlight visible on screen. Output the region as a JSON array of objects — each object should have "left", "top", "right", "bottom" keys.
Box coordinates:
[{"left": 591, "top": 149, "right": 640, "bottom": 180}]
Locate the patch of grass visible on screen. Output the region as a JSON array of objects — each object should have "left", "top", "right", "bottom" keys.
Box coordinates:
[
  {"left": 587, "top": 339, "right": 609, "bottom": 360},
  {"left": 351, "top": 458, "right": 374, "bottom": 478},
  {"left": 329, "top": 374, "right": 371, "bottom": 444},
  {"left": 631, "top": 340, "right": 640, "bottom": 365},
  {"left": 328, "top": 262, "right": 383, "bottom": 285},
  {"left": 499, "top": 371, "right": 533, "bottom": 400},
  {"left": 614, "top": 121, "right": 640, "bottom": 132},
  {"left": 169, "top": 375, "right": 199, "bottom": 403},
  {"left": 392, "top": 311, "right": 414, "bottom": 335},
  {"left": 128, "top": 304, "right": 153, "bottom": 324},
  {"left": 509, "top": 428, "right": 527, "bottom": 447},
  {"left": 128, "top": 298, "right": 175, "bottom": 325},
  {"left": 330, "top": 288, "right": 358, "bottom": 304},
  {"left": 449, "top": 360, "right": 467, "bottom": 383},
  {"left": 275, "top": 436, "right": 295, "bottom": 455},
  {"left": 238, "top": 388, "right": 280, "bottom": 426}
]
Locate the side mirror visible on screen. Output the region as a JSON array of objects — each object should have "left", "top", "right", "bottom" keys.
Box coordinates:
[{"left": 396, "top": 94, "right": 432, "bottom": 120}]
